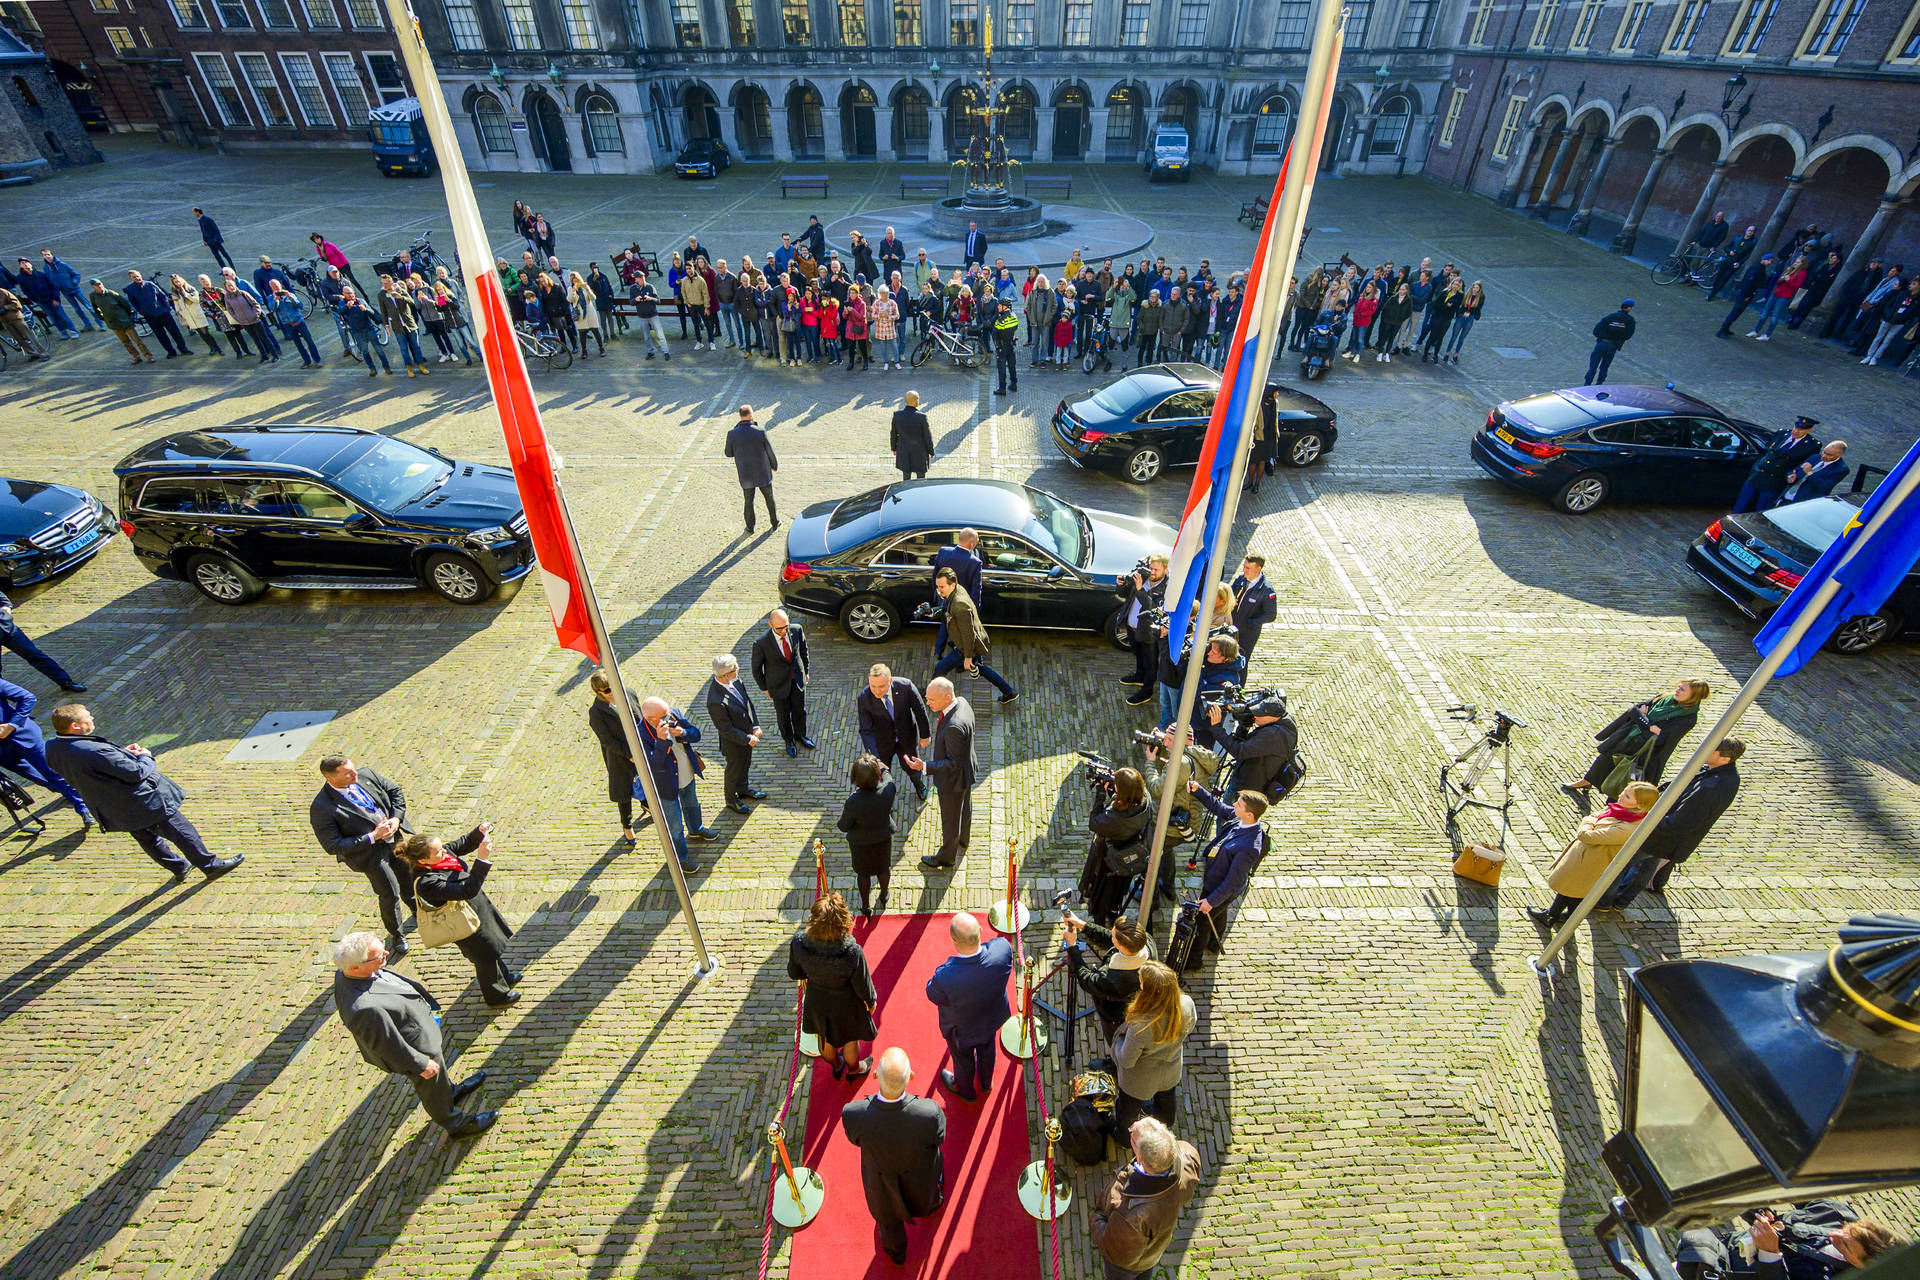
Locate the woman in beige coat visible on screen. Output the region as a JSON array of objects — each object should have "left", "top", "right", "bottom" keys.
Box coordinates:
[
  {"left": 168, "top": 273, "right": 221, "bottom": 355},
  {"left": 1527, "top": 780, "right": 1658, "bottom": 927}
]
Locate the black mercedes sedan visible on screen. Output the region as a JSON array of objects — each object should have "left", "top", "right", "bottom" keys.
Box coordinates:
[
  {"left": 1687, "top": 493, "right": 1920, "bottom": 655},
  {"left": 1470, "top": 383, "right": 1769, "bottom": 514},
  {"left": 1051, "top": 362, "right": 1338, "bottom": 483},
  {"left": 115, "top": 426, "right": 532, "bottom": 606},
  {"left": 0, "top": 478, "right": 117, "bottom": 586},
  {"left": 674, "top": 138, "right": 732, "bottom": 178},
  {"left": 778, "top": 479, "right": 1176, "bottom": 645}
]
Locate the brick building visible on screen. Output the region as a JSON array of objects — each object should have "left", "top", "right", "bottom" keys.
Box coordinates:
[
  {"left": 13, "top": 0, "right": 412, "bottom": 147},
  {"left": 1424, "top": 0, "right": 1920, "bottom": 285},
  {"left": 0, "top": 17, "right": 101, "bottom": 167}
]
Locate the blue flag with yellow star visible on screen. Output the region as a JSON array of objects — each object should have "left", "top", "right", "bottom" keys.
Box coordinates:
[{"left": 1755, "top": 437, "right": 1920, "bottom": 676}]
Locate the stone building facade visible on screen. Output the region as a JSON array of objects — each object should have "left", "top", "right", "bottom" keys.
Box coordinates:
[
  {"left": 0, "top": 18, "right": 101, "bottom": 167},
  {"left": 416, "top": 0, "right": 1466, "bottom": 178},
  {"left": 1424, "top": 0, "right": 1920, "bottom": 277}
]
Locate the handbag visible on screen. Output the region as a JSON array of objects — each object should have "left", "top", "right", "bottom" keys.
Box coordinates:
[
  {"left": 1103, "top": 829, "right": 1152, "bottom": 878},
  {"left": 1452, "top": 842, "right": 1505, "bottom": 887},
  {"left": 1598, "top": 751, "right": 1641, "bottom": 799},
  {"left": 779, "top": 315, "right": 796, "bottom": 332},
  {"left": 415, "top": 889, "right": 480, "bottom": 947}
]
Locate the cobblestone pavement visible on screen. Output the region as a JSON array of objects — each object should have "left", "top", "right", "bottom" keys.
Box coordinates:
[{"left": 1, "top": 140, "right": 1916, "bottom": 1280}]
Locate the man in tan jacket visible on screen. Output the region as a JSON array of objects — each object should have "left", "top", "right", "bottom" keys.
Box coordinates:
[
  {"left": 930, "top": 567, "right": 1017, "bottom": 704},
  {"left": 1091, "top": 1116, "right": 1203, "bottom": 1279}
]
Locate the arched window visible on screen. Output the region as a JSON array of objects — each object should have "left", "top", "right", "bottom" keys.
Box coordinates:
[
  {"left": 1370, "top": 93, "right": 1410, "bottom": 155},
  {"left": 472, "top": 91, "right": 513, "bottom": 151},
  {"left": 1000, "top": 84, "right": 1034, "bottom": 155},
  {"left": 1252, "top": 95, "right": 1290, "bottom": 154},
  {"left": 1106, "top": 85, "right": 1139, "bottom": 147},
  {"left": 584, "top": 91, "right": 622, "bottom": 153}
]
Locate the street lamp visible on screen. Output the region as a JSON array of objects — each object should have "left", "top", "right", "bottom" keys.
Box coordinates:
[
  {"left": 1718, "top": 73, "right": 1750, "bottom": 130},
  {"left": 487, "top": 62, "right": 507, "bottom": 90},
  {"left": 1596, "top": 913, "right": 1920, "bottom": 1279}
]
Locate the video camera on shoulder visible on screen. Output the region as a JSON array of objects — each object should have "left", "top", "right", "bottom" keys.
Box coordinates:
[
  {"left": 1206, "top": 684, "right": 1287, "bottom": 728},
  {"left": 1076, "top": 749, "right": 1118, "bottom": 790}
]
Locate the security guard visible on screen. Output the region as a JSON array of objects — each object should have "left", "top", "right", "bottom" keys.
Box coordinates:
[{"left": 991, "top": 298, "right": 1020, "bottom": 396}]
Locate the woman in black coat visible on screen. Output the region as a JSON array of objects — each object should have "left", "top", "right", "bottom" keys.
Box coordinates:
[
  {"left": 837, "top": 754, "right": 898, "bottom": 917},
  {"left": 396, "top": 826, "right": 521, "bottom": 1008},
  {"left": 1078, "top": 767, "right": 1154, "bottom": 926},
  {"left": 787, "top": 892, "right": 878, "bottom": 1080},
  {"left": 1565, "top": 678, "right": 1711, "bottom": 796},
  {"left": 588, "top": 671, "right": 648, "bottom": 843}
]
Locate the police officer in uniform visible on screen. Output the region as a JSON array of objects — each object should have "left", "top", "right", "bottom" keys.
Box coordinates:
[{"left": 991, "top": 298, "right": 1020, "bottom": 396}]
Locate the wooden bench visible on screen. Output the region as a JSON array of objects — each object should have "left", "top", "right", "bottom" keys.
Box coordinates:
[
  {"left": 604, "top": 297, "right": 694, "bottom": 323},
  {"left": 780, "top": 172, "right": 829, "bottom": 198},
  {"left": 1023, "top": 174, "right": 1072, "bottom": 199},
  {"left": 1239, "top": 195, "right": 1269, "bottom": 226},
  {"left": 899, "top": 174, "right": 951, "bottom": 198}
]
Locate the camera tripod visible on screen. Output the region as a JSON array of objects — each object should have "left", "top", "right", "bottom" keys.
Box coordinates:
[{"left": 1439, "top": 704, "right": 1526, "bottom": 846}]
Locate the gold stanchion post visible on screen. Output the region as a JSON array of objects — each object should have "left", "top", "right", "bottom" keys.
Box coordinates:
[
  {"left": 986, "top": 835, "right": 1030, "bottom": 933},
  {"left": 1017, "top": 1118, "right": 1072, "bottom": 1219},
  {"left": 767, "top": 1120, "right": 826, "bottom": 1228},
  {"left": 813, "top": 838, "right": 826, "bottom": 901},
  {"left": 1000, "top": 952, "right": 1047, "bottom": 1057}
]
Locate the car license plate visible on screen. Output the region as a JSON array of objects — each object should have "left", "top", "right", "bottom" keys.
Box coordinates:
[
  {"left": 1722, "top": 541, "right": 1763, "bottom": 573},
  {"left": 1168, "top": 163, "right": 1183, "bottom": 169},
  {"left": 1495, "top": 427, "right": 1516, "bottom": 445},
  {"left": 60, "top": 529, "right": 101, "bottom": 556}
]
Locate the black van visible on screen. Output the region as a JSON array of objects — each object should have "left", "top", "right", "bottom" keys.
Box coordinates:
[{"left": 115, "top": 426, "right": 532, "bottom": 605}]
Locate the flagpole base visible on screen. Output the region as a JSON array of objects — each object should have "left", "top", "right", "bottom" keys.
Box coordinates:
[
  {"left": 987, "top": 900, "right": 1030, "bottom": 934},
  {"left": 1016, "top": 1160, "right": 1072, "bottom": 1220},
  {"left": 1000, "top": 1014, "right": 1045, "bottom": 1058},
  {"left": 771, "top": 1168, "right": 826, "bottom": 1229}
]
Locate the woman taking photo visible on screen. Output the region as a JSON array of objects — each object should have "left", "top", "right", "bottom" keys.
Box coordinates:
[
  {"left": 1079, "top": 766, "right": 1154, "bottom": 926},
  {"left": 1372, "top": 282, "right": 1413, "bottom": 363},
  {"left": 1343, "top": 282, "right": 1378, "bottom": 361},
  {"left": 837, "top": 753, "right": 898, "bottom": 917},
  {"left": 1527, "top": 780, "right": 1659, "bottom": 928},
  {"left": 787, "top": 892, "right": 878, "bottom": 1080},
  {"left": 396, "top": 825, "right": 523, "bottom": 1007},
  {"left": 1113, "top": 961, "right": 1196, "bottom": 1128},
  {"left": 1566, "top": 678, "right": 1711, "bottom": 796}
]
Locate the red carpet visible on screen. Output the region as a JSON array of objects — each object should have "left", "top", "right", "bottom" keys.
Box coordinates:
[{"left": 790, "top": 912, "right": 1040, "bottom": 1280}]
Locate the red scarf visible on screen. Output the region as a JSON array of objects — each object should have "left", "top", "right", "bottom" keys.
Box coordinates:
[
  {"left": 421, "top": 852, "right": 464, "bottom": 872},
  {"left": 1599, "top": 802, "right": 1646, "bottom": 823}
]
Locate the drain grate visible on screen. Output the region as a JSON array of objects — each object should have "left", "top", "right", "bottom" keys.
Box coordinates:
[
  {"left": 223, "top": 711, "right": 337, "bottom": 763},
  {"left": 1491, "top": 347, "right": 1537, "bottom": 359}
]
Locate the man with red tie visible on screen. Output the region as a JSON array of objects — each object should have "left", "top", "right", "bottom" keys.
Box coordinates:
[{"left": 750, "top": 608, "right": 816, "bottom": 758}]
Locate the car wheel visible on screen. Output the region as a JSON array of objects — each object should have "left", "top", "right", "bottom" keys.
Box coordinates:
[
  {"left": 1825, "top": 606, "right": 1901, "bottom": 654},
  {"left": 840, "top": 594, "right": 900, "bottom": 644},
  {"left": 422, "top": 551, "right": 494, "bottom": 604},
  {"left": 1104, "top": 605, "right": 1133, "bottom": 651},
  {"left": 184, "top": 552, "right": 264, "bottom": 605},
  {"left": 1282, "top": 430, "right": 1326, "bottom": 467},
  {"left": 1124, "top": 445, "right": 1165, "bottom": 484},
  {"left": 1553, "top": 472, "right": 1609, "bottom": 514}
]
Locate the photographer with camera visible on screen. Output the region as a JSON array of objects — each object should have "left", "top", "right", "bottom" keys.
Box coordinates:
[
  {"left": 1061, "top": 911, "right": 1148, "bottom": 1045},
  {"left": 1150, "top": 588, "right": 1236, "bottom": 729},
  {"left": 1140, "top": 723, "right": 1220, "bottom": 849},
  {"left": 1191, "top": 635, "right": 1245, "bottom": 750},
  {"left": 1209, "top": 693, "right": 1297, "bottom": 800},
  {"left": 1182, "top": 782, "right": 1271, "bottom": 964},
  {"left": 1117, "top": 554, "right": 1168, "bottom": 702},
  {"left": 1076, "top": 765, "right": 1154, "bottom": 924}
]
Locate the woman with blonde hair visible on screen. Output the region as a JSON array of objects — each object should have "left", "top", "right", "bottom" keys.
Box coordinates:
[
  {"left": 1113, "top": 961, "right": 1196, "bottom": 1128},
  {"left": 786, "top": 891, "right": 878, "bottom": 1079},
  {"left": 168, "top": 273, "right": 222, "bottom": 355},
  {"left": 1566, "top": 678, "right": 1711, "bottom": 796},
  {"left": 569, "top": 270, "right": 603, "bottom": 358},
  {"left": 1528, "top": 780, "right": 1659, "bottom": 927}
]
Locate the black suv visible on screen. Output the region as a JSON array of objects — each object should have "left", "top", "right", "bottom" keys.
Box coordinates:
[{"left": 115, "top": 426, "right": 533, "bottom": 605}]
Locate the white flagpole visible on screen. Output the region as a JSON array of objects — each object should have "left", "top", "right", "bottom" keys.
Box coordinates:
[
  {"left": 1138, "top": 0, "right": 1347, "bottom": 930},
  {"left": 1533, "top": 457, "right": 1920, "bottom": 969},
  {"left": 379, "top": 0, "right": 714, "bottom": 973}
]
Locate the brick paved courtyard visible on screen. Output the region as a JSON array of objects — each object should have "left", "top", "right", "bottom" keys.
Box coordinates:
[{"left": 1, "top": 139, "right": 1917, "bottom": 1280}]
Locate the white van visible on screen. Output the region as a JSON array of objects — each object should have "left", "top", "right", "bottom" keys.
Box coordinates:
[{"left": 1146, "top": 124, "right": 1192, "bottom": 181}]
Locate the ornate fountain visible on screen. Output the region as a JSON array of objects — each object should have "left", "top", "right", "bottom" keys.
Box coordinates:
[{"left": 926, "top": 12, "right": 1048, "bottom": 241}]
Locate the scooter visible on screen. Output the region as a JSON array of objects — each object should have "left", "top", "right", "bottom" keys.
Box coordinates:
[{"left": 1300, "top": 311, "right": 1345, "bottom": 381}]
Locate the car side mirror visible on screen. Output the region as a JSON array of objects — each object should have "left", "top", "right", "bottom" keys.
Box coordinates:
[
  {"left": 1046, "top": 564, "right": 1066, "bottom": 581},
  {"left": 343, "top": 511, "right": 376, "bottom": 529}
]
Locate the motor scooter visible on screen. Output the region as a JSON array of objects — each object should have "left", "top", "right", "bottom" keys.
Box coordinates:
[{"left": 1299, "top": 310, "right": 1345, "bottom": 381}]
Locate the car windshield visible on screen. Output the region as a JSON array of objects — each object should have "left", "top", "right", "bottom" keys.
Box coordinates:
[
  {"left": 1507, "top": 394, "right": 1597, "bottom": 435},
  {"left": 1025, "top": 486, "right": 1088, "bottom": 567},
  {"left": 1758, "top": 495, "right": 1861, "bottom": 553},
  {"left": 329, "top": 437, "right": 452, "bottom": 510},
  {"left": 1088, "top": 375, "right": 1146, "bottom": 416},
  {"left": 829, "top": 486, "right": 888, "bottom": 531}
]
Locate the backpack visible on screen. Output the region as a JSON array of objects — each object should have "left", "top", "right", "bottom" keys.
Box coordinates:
[
  {"left": 0, "top": 771, "right": 44, "bottom": 834},
  {"left": 1058, "top": 1097, "right": 1112, "bottom": 1166}
]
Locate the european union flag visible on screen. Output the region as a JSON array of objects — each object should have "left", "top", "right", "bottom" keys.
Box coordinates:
[{"left": 1755, "top": 437, "right": 1920, "bottom": 676}]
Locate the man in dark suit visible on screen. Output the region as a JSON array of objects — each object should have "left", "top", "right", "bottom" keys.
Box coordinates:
[
  {"left": 924, "top": 912, "right": 1013, "bottom": 1101},
  {"left": 858, "top": 663, "right": 931, "bottom": 800},
  {"left": 890, "top": 390, "right": 935, "bottom": 481},
  {"left": 840, "top": 1047, "right": 945, "bottom": 1264},
  {"left": 332, "top": 931, "right": 496, "bottom": 1138},
  {"left": 725, "top": 404, "right": 779, "bottom": 534},
  {"left": 1735, "top": 415, "right": 1821, "bottom": 512},
  {"left": 1608, "top": 739, "right": 1744, "bottom": 906},
  {"left": 1228, "top": 554, "right": 1278, "bottom": 664},
  {"left": 1774, "top": 440, "right": 1849, "bottom": 506},
  {"left": 44, "top": 703, "right": 242, "bottom": 882},
  {"left": 1183, "top": 783, "right": 1270, "bottom": 959},
  {"left": 705, "top": 653, "right": 766, "bottom": 814},
  {"left": 919, "top": 678, "right": 976, "bottom": 871},
  {"left": 963, "top": 222, "right": 987, "bottom": 269},
  {"left": 750, "top": 609, "right": 815, "bottom": 757},
  {"left": 0, "top": 589, "right": 85, "bottom": 692},
  {"left": 310, "top": 754, "right": 417, "bottom": 957},
  {"left": 930, "top": 529, "right": 982, "bottom": 659},
  {"left": 0, "top": 676, "right": 92, "bottom": 824}
]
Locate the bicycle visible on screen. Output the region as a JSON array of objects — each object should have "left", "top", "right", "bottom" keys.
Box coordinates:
[
  {"left": 1439, "top": 704, "right": 1526, "bottom": 843},
  {"left": 909, "top": 322, "right": 989, "bottom": 370},
  {"left": 410, "top": 233, "right": 459, "bottom": 281},
  {"left": 0, "top": 323, "right": 45, "bottom": 364},
  {"left": 515, "top": 322, "right": 572, "bottom": 371},
  {"left": 290, "top": 256, "right": 327, "bottom": 309},
  {"left": 1651, "top": 244, "right": 1724, "bottom": 289}
]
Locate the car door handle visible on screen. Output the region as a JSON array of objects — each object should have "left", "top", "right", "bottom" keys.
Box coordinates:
[{"left": 875, "top": 571, "right": 902, "bottom": 579}]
